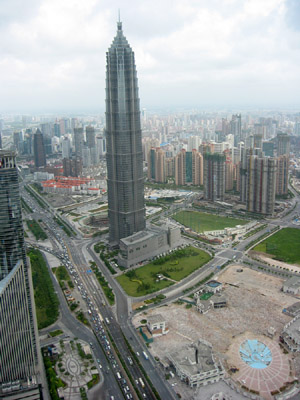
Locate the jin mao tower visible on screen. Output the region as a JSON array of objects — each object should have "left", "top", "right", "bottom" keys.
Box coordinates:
[{"left": 106, "top": 21, "right": 145, "bottom": 242}]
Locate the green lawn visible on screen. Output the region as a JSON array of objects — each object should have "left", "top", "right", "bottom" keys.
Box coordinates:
[
  {"left": 116, "top": 246, "right": 211, "bottom": 297},
  {"left": 253, "top": 227, "right": 300, "bottom": 265},
  {"left": 173, "top": 211, "right": 248, "bottom": 233},
  {"left": 28, "top": 249, "right": 59, "bottom": 329}
]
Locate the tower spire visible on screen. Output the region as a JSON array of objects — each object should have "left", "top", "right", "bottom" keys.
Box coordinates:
[{"left": 117, "top": 9, "right": 122, "bottom": 31}]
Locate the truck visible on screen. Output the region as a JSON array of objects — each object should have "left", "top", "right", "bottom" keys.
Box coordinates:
[{"left": 143, "top": 351, "right": 149, "bottom": 360}]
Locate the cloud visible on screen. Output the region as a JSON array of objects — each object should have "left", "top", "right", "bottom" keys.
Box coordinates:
[{"left": 0, "top": 0, "right": 299, "bottom": 112}]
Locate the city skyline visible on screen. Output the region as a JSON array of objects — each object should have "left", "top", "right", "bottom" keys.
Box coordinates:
[{"left": 1, "top": 0, "right": 300, "bottom": 113}]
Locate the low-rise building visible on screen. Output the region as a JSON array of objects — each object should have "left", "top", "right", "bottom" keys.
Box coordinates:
[
  {"left": 282, "top": 277, "right": 300, "bottom": 295},
  {"left": 205, "top": 280, "right": 223, "bottom": 294},
  {"left": 210, "top": 294, "right": 227, "bottom": 309},
  {"left": 147, "top": 314, "right": 169, "bottom": 337},
  {"left": 282, "top": 314, "right": 300, "bottom": 352},
  {"left": 167, "top": 339, "right": 224, "bottom": 387},
  {"left": 118, "top": 224, "right": 181, "bottom": 268}
]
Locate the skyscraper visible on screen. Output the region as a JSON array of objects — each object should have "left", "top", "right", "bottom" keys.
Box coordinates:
[
  {"left": 106, "top": 21, "right": 145, "bottom": 242},
  {"left": 0, "top": 150, "right": 40, "bottom": 396},
  {"left": 33, "top": 129, "right": 46, "bottom": 168}
]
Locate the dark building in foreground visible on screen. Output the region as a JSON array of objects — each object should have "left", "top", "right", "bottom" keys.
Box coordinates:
[
  {"left": 33, "top": 129, "right": 46, "bottom": 168},
  {"left": 0, "top": 151, "right": 40, "bottom": 398},
  {"left": 105, "top": 21, "right": 145, "bottom": 242}
]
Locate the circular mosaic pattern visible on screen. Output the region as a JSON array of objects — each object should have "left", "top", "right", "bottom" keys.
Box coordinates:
[{"left": 239, "top": 339, "right": 272, "bottom": 369}]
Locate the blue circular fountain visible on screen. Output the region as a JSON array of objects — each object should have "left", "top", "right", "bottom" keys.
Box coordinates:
[{"left": 239, "top": 339, "right": 272, "bottom": 369}]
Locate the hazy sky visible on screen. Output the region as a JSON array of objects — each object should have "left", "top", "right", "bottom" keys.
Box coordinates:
[{"left": 1, "top": 0, "right": 300, "bottom": 113}]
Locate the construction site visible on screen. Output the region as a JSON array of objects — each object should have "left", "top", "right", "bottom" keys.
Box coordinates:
[{"left": 133, "top": 266, "right": 300, "bottom": 400}]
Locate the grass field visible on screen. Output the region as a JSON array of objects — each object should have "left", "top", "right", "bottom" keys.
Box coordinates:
[
  {"left": 116, "top": 246, "right": 211, "bottom": 297},
  {"left": 173, "top": 211, "right": 248, "bottom": 233},
  {"left": 253, "top": 227, "right": 300, "bottom": 265}
]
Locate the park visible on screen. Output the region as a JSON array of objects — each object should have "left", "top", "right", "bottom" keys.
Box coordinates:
[{"left": 116, "top": 246, "right": 211, "bottom": 297}]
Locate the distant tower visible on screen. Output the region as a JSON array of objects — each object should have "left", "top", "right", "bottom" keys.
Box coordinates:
[
  {"left": 106, "top": 21, "right": 145, "bottom": 242},
  {"left": 0, "top": 150, "right": 40, "bottom": 393},
  {"left": 33, "top": 129, "right": 46, "bottom": 167},
  {"left": 203, "top": 153, "right": 225, "bottom": 201}
]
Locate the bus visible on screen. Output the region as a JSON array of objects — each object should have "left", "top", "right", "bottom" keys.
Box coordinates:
[
  {"left": 139, "top": 378, "right": 145, "bottom": 388},
  {"left": 143, "top": 351, "right": 149, "bottom": 360}
]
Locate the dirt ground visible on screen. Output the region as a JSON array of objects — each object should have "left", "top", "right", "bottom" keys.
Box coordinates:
[
  {"left": 133, "top": 267, "right": 295, "bottom": 355},
  {"left": 132, "top": 266, "right": 299, "bottom": 398}
]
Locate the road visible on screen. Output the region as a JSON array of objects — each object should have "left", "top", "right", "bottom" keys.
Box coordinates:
[{"left": 22, "top": 181, "right": 300, "bottom": 400}]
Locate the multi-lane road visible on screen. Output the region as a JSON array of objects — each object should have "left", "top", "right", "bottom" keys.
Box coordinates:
[{"left": 22, "top": 183, "right": 300, "bottom": 400}]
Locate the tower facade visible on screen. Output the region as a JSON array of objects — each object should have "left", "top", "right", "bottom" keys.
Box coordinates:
[
  {"left": 106, "top": 22, "right": 145, "bottom": 242},
  {"left": 0, "top": 151, "right": 40, "bottom": 392}
]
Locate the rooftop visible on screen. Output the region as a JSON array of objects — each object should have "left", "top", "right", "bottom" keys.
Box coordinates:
[
  {"left": 168, "top": 339, "right": 216, "bottom": 376},
  {"left": 147, "top": 314, "right": 166, "bottom": 325}
]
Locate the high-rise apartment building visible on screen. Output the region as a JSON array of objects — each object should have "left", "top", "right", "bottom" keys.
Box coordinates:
[
  {"left": 277, "top": 133, "right": 290, "bottom": 156},
  {"left": 246, "top": 155, "right": 277, "bottom": 215},
  {"left": 33, "top": 129, "right": 46, "bottom": 168},
  {"left": 63, "top": 157, "right": 82, "bottom": 177},
  {"left": 106, "top": 21, "right": 145, "bottom": 242},
  {"left": 276, "top": 155, "right": 289, "bottom": 196},
  {"left": 175, "top": 149, "right": 193, "bottom": 185},
  {"left": 192, "top": 149, "right": 203, "bottom": 186},
  {"left": 231, "top": 114, "right": 242, "bottom": 146},
  {"left": 203, "top": 153, "right": 225, "bottom": 202},
  {"left": 0, "top": 150, "right": 40, "bottom": 397},
  {"left": 148, "top": 148, "right": 166, "bottom": 183}
]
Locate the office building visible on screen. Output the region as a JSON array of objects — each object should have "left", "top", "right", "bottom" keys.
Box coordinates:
[
  {"left": 0, "top": 150, "right": 40, "bottom": 398},
  {"left": 246, "top": 155, "right": 277, "bottom": 215},
  {"left": 86, "top": 126, "right": 96, "bottom": 149},
  {"left": 74, "top": 127, "right": 84, "bottom": 158},
  {"left": 203, "top": 153, "right": 225, "bottom": 201},
  {"left": 96, "top": 136, "right": 106, "bottom": 157},
  {"left": 62, "top": 136, "right": 72, "bottom": 159},
  {"left": 33, "top": 129, "right": 46, "bottom": 168},
  {"left": 105, "top": 21, "right": 145, "bottom": 242}
]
